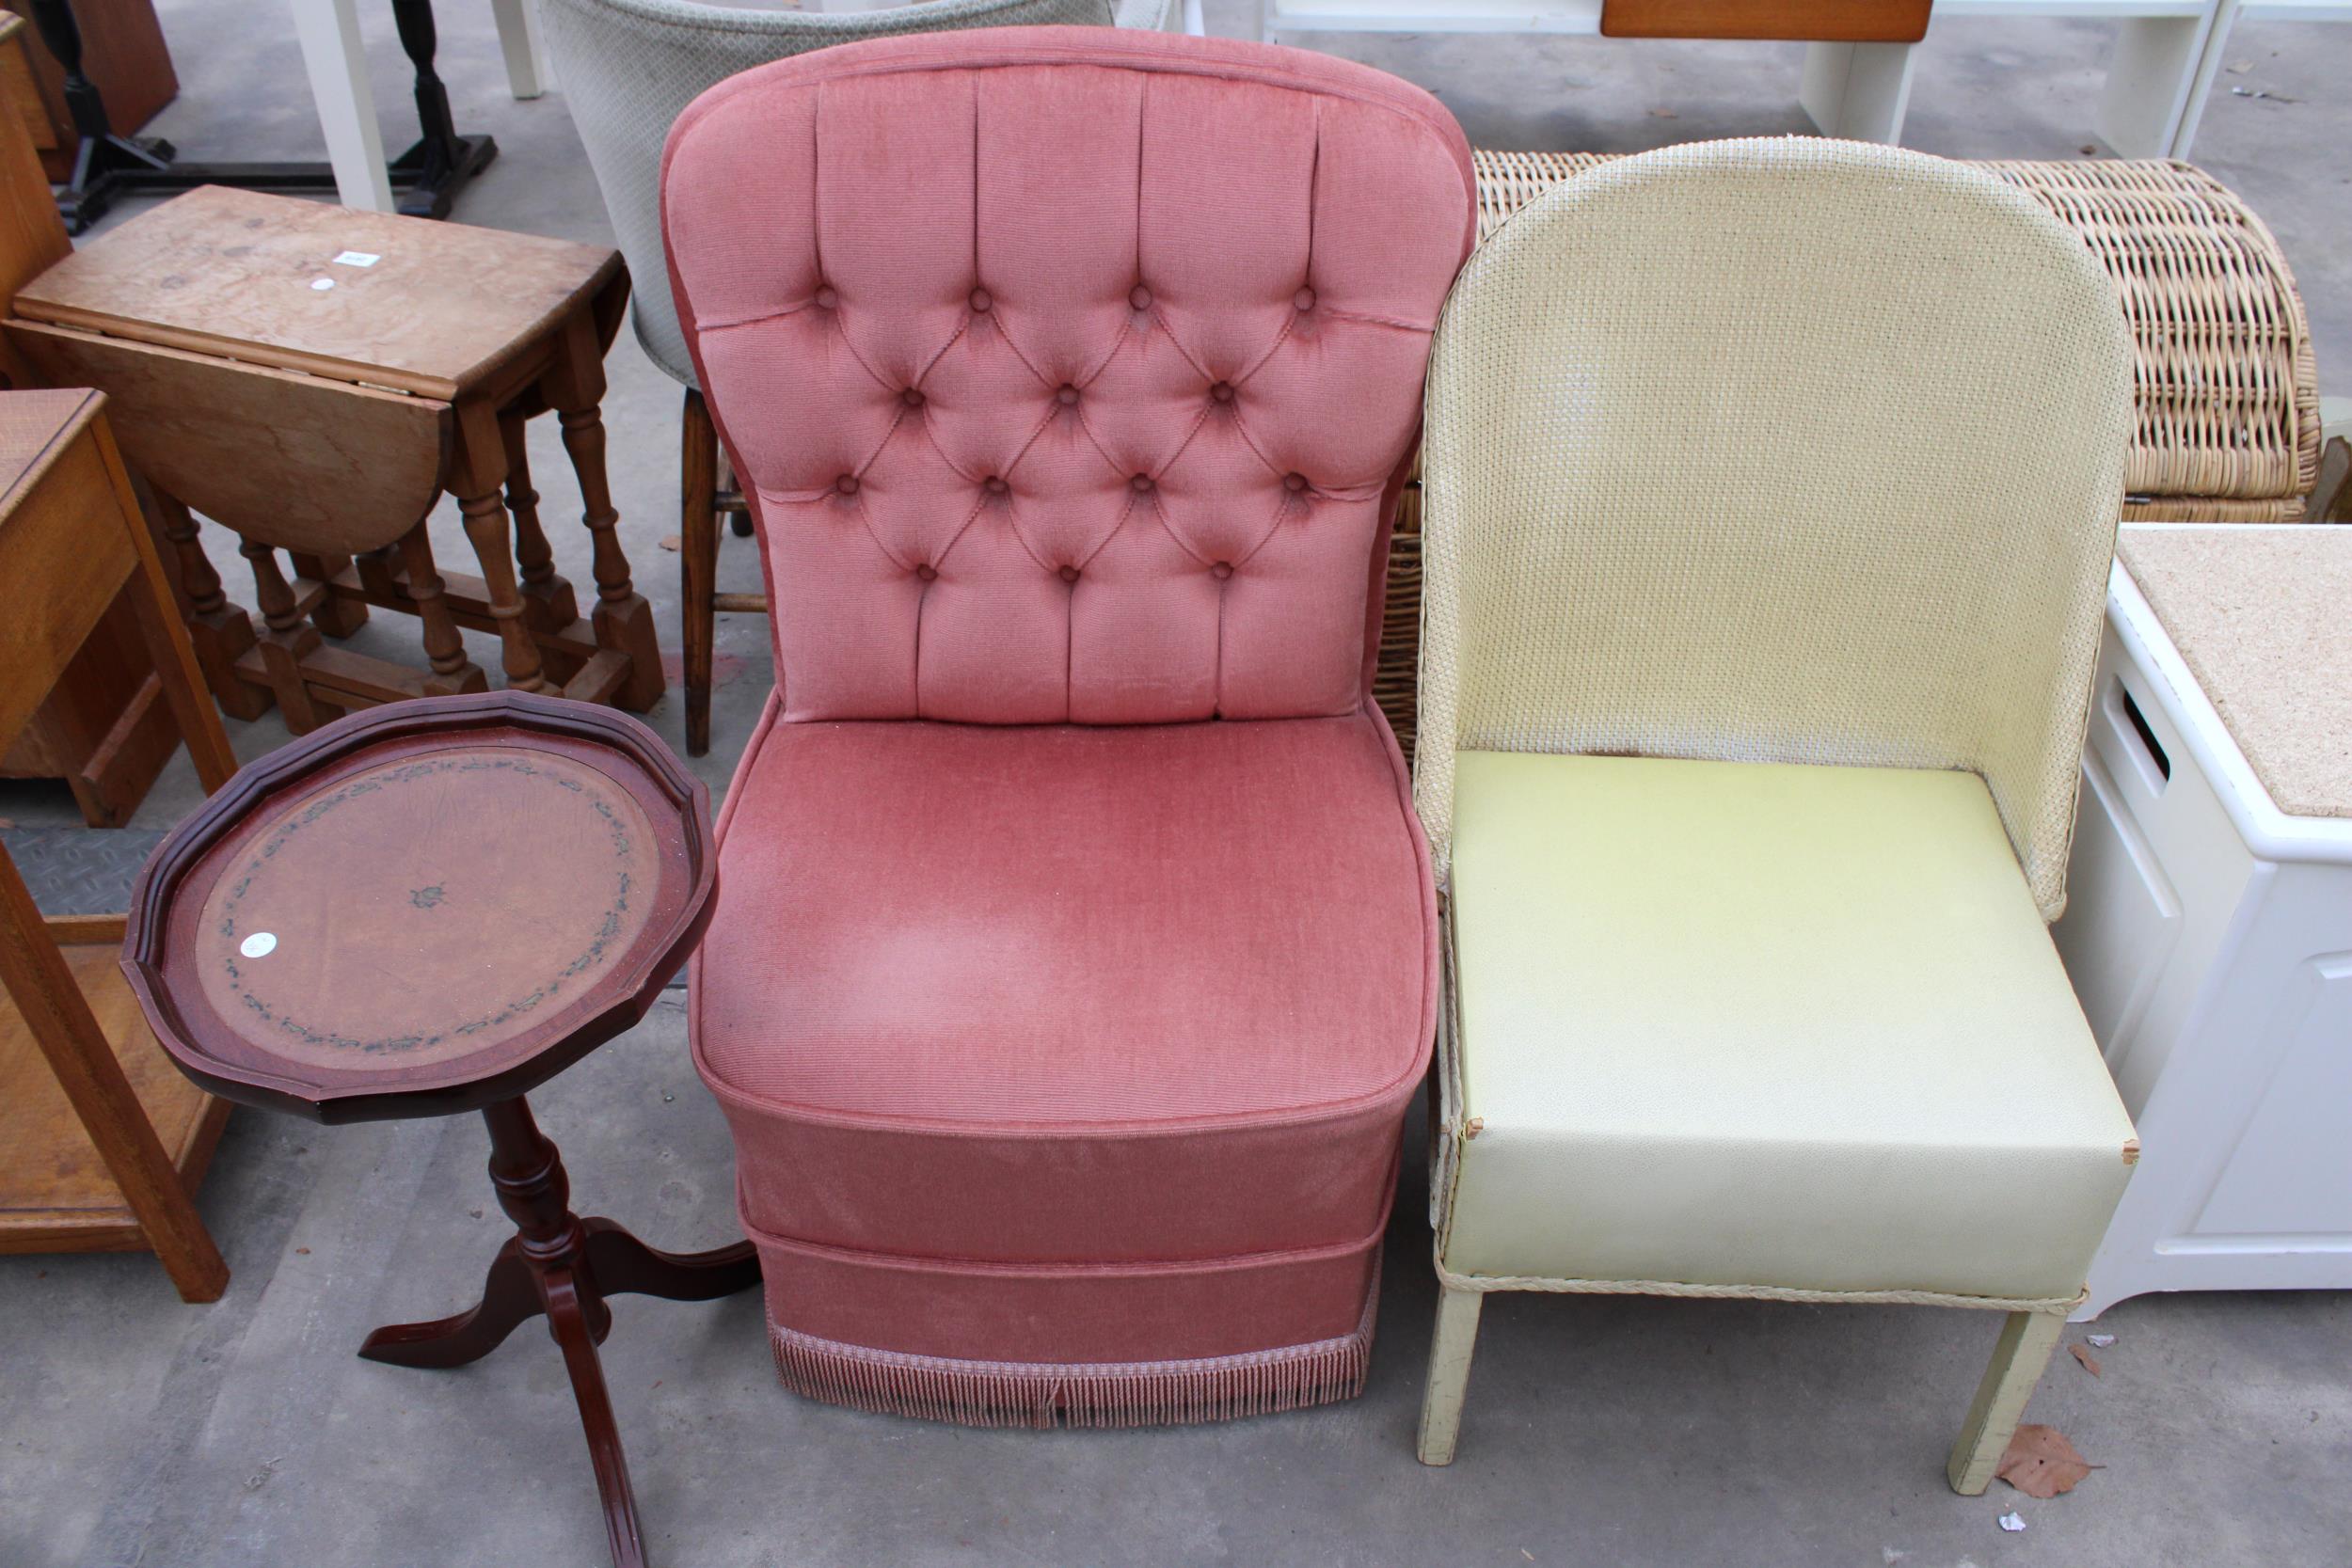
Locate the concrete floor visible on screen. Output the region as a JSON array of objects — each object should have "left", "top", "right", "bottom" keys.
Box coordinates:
[{"left": 3, "top": 2, "right": 2348, "bottom": 1564}]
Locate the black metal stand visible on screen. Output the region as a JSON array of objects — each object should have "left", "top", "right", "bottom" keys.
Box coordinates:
[{"left": 31, "top": 0, "right": 497, "bottom": 233}]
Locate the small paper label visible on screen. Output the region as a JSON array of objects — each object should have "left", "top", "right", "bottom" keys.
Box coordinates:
[
  {"left": 310, "top": 277, "right": 335, "bottom": 292},
  {"left": 241, "top": 932, "right": 278, "bottom": 958},
  {"left": 331, "top": 250, "right": 381, "bottom": 267}
]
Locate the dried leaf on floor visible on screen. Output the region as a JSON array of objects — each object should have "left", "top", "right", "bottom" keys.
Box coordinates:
[
  {"left": 1997, "top": 1424, "right": 2101, "bottom": 1498},
  {"left": 1647, "top": 107, "right": 1677, "bottom": 119},
  {"left": 2070, "top": 1344, "right": 2103, "bottom": 1377},
  {"left": 658, "top": 533, "right": 683, "bottom": 552}
]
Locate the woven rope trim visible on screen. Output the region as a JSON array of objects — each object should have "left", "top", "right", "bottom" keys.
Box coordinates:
[{"left": 1433, "top": 1253, "right": 2084, "bottom": 1315}]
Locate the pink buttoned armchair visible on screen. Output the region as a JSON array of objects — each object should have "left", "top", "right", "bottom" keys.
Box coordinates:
[{"left": 662, "top": 29, "right": 1472, "bottom": 1425}]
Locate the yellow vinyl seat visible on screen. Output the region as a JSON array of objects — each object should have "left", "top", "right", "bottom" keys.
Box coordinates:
[{"left": 1442, "top": 750, "right": 2135, "bottom": 1302}]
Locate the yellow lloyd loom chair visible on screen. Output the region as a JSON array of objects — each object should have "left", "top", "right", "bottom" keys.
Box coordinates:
[{"left": 1412, "top": 138, "right": 2144, "bottom": 1492}]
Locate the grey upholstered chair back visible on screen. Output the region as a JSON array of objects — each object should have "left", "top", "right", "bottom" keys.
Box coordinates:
[{"left": 543, "top": 0, "right": 1180, "bottom": 386}]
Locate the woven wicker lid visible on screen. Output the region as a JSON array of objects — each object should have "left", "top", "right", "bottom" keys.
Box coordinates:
[{"left": 2118, "top": 524, "right": 2352, "bottom": 820}]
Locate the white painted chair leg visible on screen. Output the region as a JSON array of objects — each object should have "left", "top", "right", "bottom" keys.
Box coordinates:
[
  {"left": 491, "top": 0, "right": 552, "bottom": 100},
  {"left": 1947, "top": 1309, "right": 2067, "bottom": 1496},
  {"left": 2096, "top": 7, "right": 2229, "bottom": 159},
  {"left": 1799, "top": 40, "right": 1917, "bottom": 143},
  {"left": 1417, "top": 1284, "right": 1484, "bottom": 1466},
  {"left": 1183, "top": 0, "right": 1207, "bottom": 36},
  {"left": 287, "top": 0, "right": 395, "bottom": 213}
]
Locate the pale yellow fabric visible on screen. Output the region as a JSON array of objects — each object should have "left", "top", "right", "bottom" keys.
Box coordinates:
[
  {"left": 1415, "top": 138, "right": 2136, "bottom": 919},
  {"left": 1437, "top": 751, "right": 2137, "bottom": 1302}
]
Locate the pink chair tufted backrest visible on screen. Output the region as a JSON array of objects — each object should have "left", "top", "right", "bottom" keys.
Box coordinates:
[{"left": 661, "top": 28, "right": 1473, "bottom": 725}]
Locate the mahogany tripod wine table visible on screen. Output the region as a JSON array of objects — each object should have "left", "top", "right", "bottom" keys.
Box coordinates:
[{"left": 120, "top": 692, "right": 754, "bottom": 1568}]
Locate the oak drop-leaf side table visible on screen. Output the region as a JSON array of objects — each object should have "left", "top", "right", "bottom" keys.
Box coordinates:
[
  {"left": 121, "top": 691, "right": 755, "bottom": 1568},
  {"left": 6, "top": 185, "right": 663, "bottom": 733}
]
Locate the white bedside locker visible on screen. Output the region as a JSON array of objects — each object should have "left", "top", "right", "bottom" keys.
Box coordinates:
[{"left": 2055, "top": 524, "right": 2352, "bottom": 1320}]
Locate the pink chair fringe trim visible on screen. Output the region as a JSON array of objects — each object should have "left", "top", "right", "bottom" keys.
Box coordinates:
[{"left": 770, "top": 1276, "right": 1381, "bottom": 1429}]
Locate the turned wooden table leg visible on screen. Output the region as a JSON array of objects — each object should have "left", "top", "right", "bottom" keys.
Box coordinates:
[
  {"left": 501, "top": 407, "right": 578, "bottom": 633},
  {"left": 151, "top": 491, "right": 269, "bottom": 721},
  {"left": 679, "top": 387, "right": 718, "bottom": 757},
  {"left": 546, "top": 311, "right": 663, "bottom": 712},
  {"left": 240, "top": 540, "right": 326, "bottom": 733},
  {"left": 453, "top": 402, "right": 548, "bottom": 695},
  {"left": 395, "top": 520, "right": 487, "bottom": 698}
]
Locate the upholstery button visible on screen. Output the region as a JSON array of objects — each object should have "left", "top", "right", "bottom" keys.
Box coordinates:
[
  {"left": 1058, "top": 564, "right": 1081, "bottom": 584},
  {"left": 1129, "top": 284, "right": 1152, "bottom": 310},
  {"left": 1283, "top": 472, "right": 1308, "bottom": 493},
  {"left": 969, "top": 287, "right": 993, "bottom": 313},
  {"left": 1293, "top": 287, "right": 1315, "bottom": 311},
  {"left": 984, "top": 476, "right": 1008, "bottom": 496},
  {"left": 901, "top": 388, "right": 925, "bottom": 409},
  {"left": 1057, "top": 384, "right": 1079, "bottom": 406},
  {"left": 835, "top": 474, "right": 860, "bottom": 496},
  {"left": 814, "top": 285, "right": 838, "bottom": 309},
  {"left": 1130, "top": 474, "right": 1153, "bottom": 494},
  {"left": 914, "top": 563, "right": 937, "bottom": 582},
  {"left": 1210, "top": 381, "right": 1234, "bottom": 404},
  {"left": 1210, "top": 561, "right": 1232, "bottom": 580}
]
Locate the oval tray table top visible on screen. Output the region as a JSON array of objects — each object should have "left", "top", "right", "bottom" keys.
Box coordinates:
[{"left": 123, "top": 693, "right": 714, "bottom": 1122}]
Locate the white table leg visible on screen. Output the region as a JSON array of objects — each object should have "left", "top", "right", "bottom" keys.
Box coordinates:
[
  {"left": 2098, "top": 4, "right": 2231, "bottom": 159},
  {"left": 1184, "top": 0, "right": 1207, "bottom": 36},
  {"left": 1801, "top": 40, "right": 1918, "bottom": 142},
  {"left": 491, "top": 0, "right": 551, "bottom": 100},
  {"left": 288, "top": 0, "right": 395, "bottom": 213}
]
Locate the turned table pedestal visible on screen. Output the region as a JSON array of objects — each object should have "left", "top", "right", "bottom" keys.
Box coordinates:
[
  {"left": 7, "top": 185, "right": 662, "bottom": 733},
  {"left": 122, "top": 692, "right": 751, "bottom": 1568}
]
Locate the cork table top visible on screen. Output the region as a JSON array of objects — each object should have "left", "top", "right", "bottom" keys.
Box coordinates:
[
  {"left": 123, "top": 695, "right": 714, "bottom": 1122},
  {"left": 2118, "top": 524, "right": 2352, "bottom": 821}
]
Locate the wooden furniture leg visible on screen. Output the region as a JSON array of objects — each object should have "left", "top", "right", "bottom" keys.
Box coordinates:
[
  {"left": 292, "top": 550, "right": 369, "bottom": 637},
  {"left": 501, "top": 407, "right": 579, "bottom": 634},
  {"left": 359, "top": 1097, "right": 757, "bottom": 1568},
  {"left": 97, "top": 424, "right": 238, "bottom": 794},
  {"left": 547, "top": 1265, "right": 646, "bottom": 1568},
  {"left": 546, "top": 313, "right": 662, "bottom": 713},
  {"left": 1417, "top": 1282, "right": 1484, "bottom": 1465},
  {"left": 150, "top": 489, "right": 267, "bottom": 721},
  {"left": 0, "top": 849, "right": 228, "bottom": 1302},
  {"left": 394, "top": 518, "right": 488, "bottom": 698},
  {"left": 680, "top": 387, "right": 718, "bottom": 756},
  {"left": 1947, "top": 1308, "right": 2068, "bottom": 1496},
  {"left": 240, "top": 539, "right": 328, "bottom": 733},
  {"left": 453, "top": 403, "right": 547, "bottom": 695}
]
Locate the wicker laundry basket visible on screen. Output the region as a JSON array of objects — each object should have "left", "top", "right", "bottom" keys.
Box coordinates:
[{"left": 1378, "top": 151, "right": 2321, "bottom": 758}]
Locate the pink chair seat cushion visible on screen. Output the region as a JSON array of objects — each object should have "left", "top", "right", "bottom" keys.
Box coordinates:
[{"left": 692, "top": 698, "right": 1435, "bottom": 1268}]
